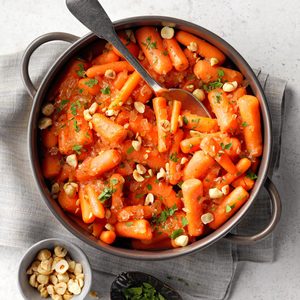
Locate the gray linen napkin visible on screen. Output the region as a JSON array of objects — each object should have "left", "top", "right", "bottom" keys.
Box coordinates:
[{"left": 0, "top": 41, "right": 286, "bottom": 300}]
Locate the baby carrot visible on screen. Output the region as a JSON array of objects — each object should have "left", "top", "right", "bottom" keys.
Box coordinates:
[
  {"left": 170, "top": 100, "right": 182, "bottom": 134},
  {"left": 78, "top": 78, "right": 101, "bottom": 96},
  {"left": 200, "top": 136, "right": 238, "bottom": 174},
  {"left": 180, "top": 136, "right": 202, "bottom": 153},
  {"left": 238, "top": 95, "right": 263, "bottom": 157},
  {"left": 176, "top": 31, "right": 226, "bottom": 64},
  {"left": 88, "top": 149, "right": 122, "bottom": 177},
  {"left": 232, "top": 175, "right": 255, "bottom": 191},
  {"left": 208, "top": 89, "right": 239, "bottom": 133},
  {"left": 79, "top": 187, "right": 96, "bottom": 224},
  {"left": 110, "top": 174, "right": 125, "bottom": 211},
  {"left": 113, "top": 70, "right": 128, "bottom": 90},
  {"left": 182, "top": 112, "right": 219, "bottom": 133},
  {"left": 91, "top": 113, "right": 127, "bottom": 144},
  {"left": 42, "top": 154, "right": 61, "bottom": 179},
  {"left": 163, "top": 38, "right": 189, "bottom": 71},
  {"left": 58, "top": 190, "right": 78, "bottom": 214},
  {"left": 181, "top": 179, "right": 204, "bottom": 236},
  {"left": 100, "top": 230, "right": 116, "bottom": 244},
  {"left": 86, "top": 61, "right": 134, "bottom": 78},
  {"left": 117, "top": 205, "right": 153, "bottom": 222},
  {"left": 109, "top": 71, "right": 141, "bottom": 109},
  {"left": 169, "top": 129, "right": 184, "bottom": 185},
  {"left": 86, "top": 184, "right": 105, "bottom": 219},
  {"left": 209, "top": 186, "right": 249, "bottom": 229},
  {"left": 92, "top": 50, "right": 120, "bottom": 65},
  {"left": 183, "top": 150, "right": 216, "bottom": 180},
  {"left": 115, "top": 219, "right": 153, "bottom": 240},
  {"left": 193, "top": 60, "right": 243, "bottom": 84},
  {"left": 136, "top": 26, "right": 173, "bottom": 75},
  {"left": 217, "top": 158, "right": 252, "bottom": 189},
  {"left": 153, "top": 97, "right": 170, "bottom": 153}
]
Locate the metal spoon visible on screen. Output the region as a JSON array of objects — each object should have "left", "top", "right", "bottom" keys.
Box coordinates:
[{"left": 66, "top": 0, "right": 210, "bottom": 117}]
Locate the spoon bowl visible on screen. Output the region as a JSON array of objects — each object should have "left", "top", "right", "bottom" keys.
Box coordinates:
[{"left": 66, "top": 0, "right": 210, "bottom": 117}]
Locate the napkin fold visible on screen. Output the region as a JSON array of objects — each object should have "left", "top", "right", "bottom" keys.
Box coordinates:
[{"left": 0, "top": 41, "right": 286, "bottom": 300}]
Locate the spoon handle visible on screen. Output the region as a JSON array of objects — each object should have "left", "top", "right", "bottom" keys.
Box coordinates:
[{"left": 66, "top": 0, "right": 164, "bottom": 94}]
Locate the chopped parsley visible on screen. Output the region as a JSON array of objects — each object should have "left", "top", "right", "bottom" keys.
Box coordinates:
[
  {"left": 146, "top": 184, "right": 152, "bottom": 191},
  {"left": 142, "top": 36, "right": 157, "bottom": 49},
  {"left": 84, "top": 78, "right": 98, "bottom": 88},
  {"left": 220, "top": 142, "right": 232, "bottom": 150},
  {"left": 72, "top": 144, "right": 82, "bottom": 154},
  {"left": 98, "top": 186, "right": 116, "bottom": 203},
  {"left": 135, "top": 193, "right": 145, "bottom": 199},
  {"left": 124, "top": 282, "right": 165, "bottom": 300},
  {"left": 70, "top": 102, "right": 78, "bottom": 116},
  {"left": 110, "top": 178, "right": 119, "bottom": 186},
  {"left": 125, "top": 222, "right": 133, "bottom": 227},
  {"left": 217, "top": 69, "right": 225, "bottom": 77},
  {"left": 170, "top": 228, "right": 184, "bottom": 239},
  {"left": 57, "top": 99, "right": 69, "bottom": 112},
  {"left": 152, "top": 204, "right": 178, "bottom": 225},
  {"left": 162, "top": 50, "right": 169, "bottom": 56},
  {"left": 183, "top": 116, "right": 189, "bottom": 125},
  {"left": 246, "top": 171, "right": 258, "bottom": 180},
  {"left": 225, "top": 204, "right": 235, "bottom": 213},
  {"left": 169, "top": 152, "right": 179, "bottom": 162},
  {"left": 126, "top": 146, "right": 135, "bottom": 154},
  {"left": 241, "top": 121, "right": 249, "bottom": 127},
  {"left": 73, "top": 120, "right": 80, "bottom": 132},
  {"left": 76, "top": 63, "right": 86, "bottom": 78},
  {"left": 181, "top": 217, "right": 188, "bottom": 227},
  {"left": 78, "top": 88, "right": 84, "bottom": 94},
  {"left": 101, "top": 86, "right": 111, "bottom": 95}
]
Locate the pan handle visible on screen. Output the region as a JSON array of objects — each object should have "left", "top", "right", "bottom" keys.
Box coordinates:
[
  {"left": 225, "top": 177, "right": 281, "bottom": 244},
  {"left": 20, "top": 32, "right": 79, "bottom": 98}
]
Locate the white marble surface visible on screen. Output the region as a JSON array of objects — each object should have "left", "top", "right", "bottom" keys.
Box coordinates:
[{"left": 1, "top": 0, "right": 300, "bottom": 299}]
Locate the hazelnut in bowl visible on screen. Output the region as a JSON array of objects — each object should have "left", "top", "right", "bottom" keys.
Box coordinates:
[{"left": 18, "top": 238, "right": 92, "bottom": 300}]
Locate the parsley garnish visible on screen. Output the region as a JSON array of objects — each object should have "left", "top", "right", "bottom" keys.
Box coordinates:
[
  {"left": 57, "top": 99, "right": 69, "bottom": 112},
  {"left": 225, "top": 204, "right": 235, "bottom": 213},
  {"left": 78, "top": 88, "right": 84, "bottom": 94},
  {"left": 124, "top": 282, "right": 166, "bottom": 300},
  {"left": 101, "top": 86, "right": 111, "bottom": 95},
  {"left": 125, "top": 222, "right": 133, "bottom": 227},
  {"left": 215, "top": 92, "right": 222, "bottom": 103},
  {"left": 110, "top": 178, "right": 119, "bottom": 186},
  {"left": 135, "top": 193, "right": 144, "bottom": 199},
  {"left": 183, "top": 116, "right": 189, "bottom": 125},
  {"left": 146, "top": 184, "right": 152, "bottom": 191},
  {"left": 220, "top": 142, "right": 232, "bottom": 150},
  {"left": 84, "top": 78, "right": 98, "bottom": 88},
  {"left": 98, "top": 186, "right": 116, "bottom": 203},
  {"left": 170, "top": 229, "right": 184, "bottom": 239},
  {"left": 246, "top": 171, "right": 258, "bottom": 180},
  {"left": 181, "top": 217, "right": 188, "bottom": 227},
  {"left": 162, "top": 50, "right": 168, "bottom": 56},
  {"left": 152, "top": 204, "right": 178, "bottom": 225},
  {"left": 72, "top": 144, "right": 82, "bottom": 154},
  {"left": 73, "top": 120, "right": 80, "bottom": 132},
  {"left": 217, "top": 69, "right": 225, "bottom": 77},
  {"left": 142, "top": 36, "right": 157, "bottom": 49},
  {"left": 70, "top": 102, "right": 78, "bottom": 116},
  {"left": 242, "top": 122, "right": 249, "bottom": 127},
  {"left": 126, "top": 146, "right": 134, "bottom": 154},
  {"left": 76, "top": 63, "right": 86, "bottom": 78},
  {"left": 169, "top": 152, "right": 179, "bottom": 162}
]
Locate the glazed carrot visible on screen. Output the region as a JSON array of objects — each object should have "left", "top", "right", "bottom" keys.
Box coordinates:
[
  {"left": 42, "top": 154, "right": 61, "bottom": 179},
  {"left": 113, "top": 70, "right": 128, "bottom": 90},
  {"left": 176, "top": 31, "right": 225, "bottom": 64},
  {"left": 221, "top": 137, "right": 242, "bottom": 161},
  {"left": 117, "top": 205, "right": 153, "bottom": 222},
  {"left": 183, "top": 150, "right": 216, "bottom": 180},
  {"left": 209, "top": 186, "right": 249, "bottom": 229},
  {"left": 136, "top": 26, "right": 173, "bottom": 75},
  {"left": 88, "top": 150, "right": 122, "bottom": 177},
  {"left": 41, "top": 126, "right": 58, "bottom": 148},
  {"left": 193, "top": 60, "right": 243, "bottom": 84},
  {"left": 153, "top": 97, "right": 170, "bottom": 152},
  {"left": 228, "top": 87, "right": 247, "bottom": 103},
  {"left": 216, "top": 158, "right": 252, "bottom": 189},
  {"left": 208, "top": 89, "right": 239, "bottom": 133},
  {"left": 200, "top": 137, "right": 238, "bottom": 174},
  {"left": 86, "top": 184, "right": 105, "bottom": 219},
  {"left": 110, "top": 174, "right": 125, "bottom": 211},
  {"left": 163, "top": 38, "right": 189, "bottom": 71},
  {"left": 183, "top": 48, "right": 197, "bottom": 66},
  {"left": 180, "top": 136, "right": 202, "bottom": 153},
  {"left": 92, "top": 113, "right": 127, "bottom": 144},
  {"left": 79, "top": 187, "right": 96, "bottom": 224},
  {"left": 115, "top": 219, "right": 153, "bottom": 240},
  {"left": 170, "top": 100, "right": 182, "bottom": 134},
  {"left": 86, "top": 61, "right": 134, "bottom": 78},
  {"left": 58, "top": 190, "right": 78, "bottom": 214},
  {"left": 100, "top": 230, "right": 116, "bottom": 244},
  {"left": 238, "top": 95, "right": 263, "bottom": 157},
  {"left": 132, "top": 83, "right": 153, "bottom": 104},
  {"left": 92, "top": 50, "right": 120, "bottom": 65},
  {"left": 132, "top": 238, "right": 172, "bottom": 250},
  {"left": 232, "top": 175, "right": 255, "bottom": 191},
  {"left": 181, "top": 179, "right": 204, "bottom": 236},
  {"left": 78, "top": 78, "right": 101, "bottom": 96},
  {"left": 169, "top": 129, "right": 184, "bottom": 185},
  {"left": 182, "top": 112, "right": 219, "bottom": 133},
  {"left": 109, "top": 71, "right": 141, "bottom": 109}
]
